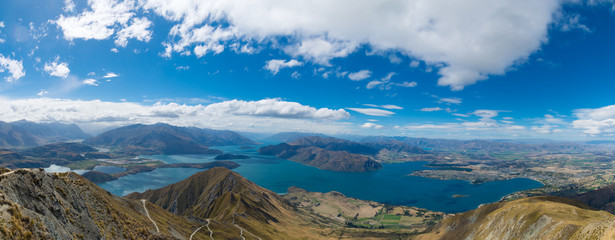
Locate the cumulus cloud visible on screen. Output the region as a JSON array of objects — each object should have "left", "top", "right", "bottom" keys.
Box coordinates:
[
  {"left": 44, "top": 58, "right": 70, "bottom": 78},
  {"left": 82, "top": 79, "right": 98, "bottom": 86},
  {"left": 126, "top": 0, "right": 558, "bottom": 90},
  {"left": 115, "top": 17, "right": 153, "bottom": 47},
  {"left": 55, "top": 0, "right": 152, "bottom": 47},
  {"left": 0, "top": 97, "right": 352, "bottom": 134},
  {"left": 347, "top": 108, "right": 395, "bottom": 117},
  {"left": 348, "top": 70, "right": 372, "bottom": 81},
  {"left": 361, "top": 122, "right": 384, "bottom": 129},
  {"left": 572, "top": 105, "right": 615, "bottom": 135},
  {"left": 0, "top": 54, "right": 25, "bottom": 82},
  {"left": 265, "top": 59, "right": 303, "bottom": 74}
]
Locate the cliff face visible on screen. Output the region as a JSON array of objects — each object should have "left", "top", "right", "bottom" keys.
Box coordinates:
[
  {"left": 417, "top": 196, "right": 615, "bottom": 240},
  {"left": 0, "top": 168, "right": 208, "bottom": 239}
]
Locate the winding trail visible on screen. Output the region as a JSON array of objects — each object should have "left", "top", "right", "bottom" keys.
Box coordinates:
[
  {"left": 140, "top": 199, "right": 160, "bottom": 233},
  {"left": 204, "top": 219, "right": 214, "bottom": 240},
  {"left": 233, "top": 213, "right": 262, "bottom": 240}
]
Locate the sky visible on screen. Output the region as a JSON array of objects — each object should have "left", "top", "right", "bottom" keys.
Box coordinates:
[{"left": 1, "top": 0, "right": 615, "bottom": 140}]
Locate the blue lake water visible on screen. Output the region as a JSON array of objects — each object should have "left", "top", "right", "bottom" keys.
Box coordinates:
[{"left": 97, "top": 145, "right": 543, "bottom": 213}]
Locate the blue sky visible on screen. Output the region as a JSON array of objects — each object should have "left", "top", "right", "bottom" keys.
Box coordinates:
[{"left": 1, "top": 0, "right": 615, "bottom": 139}]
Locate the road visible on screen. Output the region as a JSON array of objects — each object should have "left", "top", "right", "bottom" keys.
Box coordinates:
[{"left": 190, "top": 219, "right": 214, "bottom": 240}]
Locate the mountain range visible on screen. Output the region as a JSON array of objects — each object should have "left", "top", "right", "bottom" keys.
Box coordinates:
[
  {"left": 83, "top": 123, "right": 256, "bottom": 155},
  {"left": 0, "top": 120, "right": 89, "bottom": 148}
]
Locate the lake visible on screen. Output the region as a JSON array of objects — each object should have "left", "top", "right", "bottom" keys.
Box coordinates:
[{"left": 97, "top": 145, "right": 543, "bottom": 213}]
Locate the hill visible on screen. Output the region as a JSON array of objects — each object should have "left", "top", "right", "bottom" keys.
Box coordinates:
[
  {"left": 126, "top": 167, "right": 335, "bottom": 239},
  {"left": 573, "top": 183, "right": 615, "bottom": 214},
  {"left": 417, "top": 196, "right": 615, "bottom": 240},
  {"left": 0, "top": 168, "right": 214, "bottom": 239},
  {"left": 259, "top": 142, "right": 382, "bottom": 172}
]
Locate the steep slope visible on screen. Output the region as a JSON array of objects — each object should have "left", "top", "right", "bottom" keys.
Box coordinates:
[
  {"left": 573, "top": 183, "right": 615, "bottom": 214},
  {"left": 0, "top": 168, "right": 213, "bottom": 239},
  {"left": 0, "top": 121, "right": 42, "bottom": 147},
  {"left": 417, "top": 196, "right": 615, "bottom": 240},
  {"left": 10, "top": 120, "right": 90, "bottom": 142},
  {"left": 126, "top": 167, "right": 336, "bottom": 239},
  {"left": 84, "top": 123, "right": 255, "bottom": 155},
  {"left": 259, "top": 142, "right": 382, "bottom": 172}
]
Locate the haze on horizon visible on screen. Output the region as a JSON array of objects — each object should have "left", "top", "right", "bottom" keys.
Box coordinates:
[{"left": 1, "top": 0, "right": 615, "bottom": 140}]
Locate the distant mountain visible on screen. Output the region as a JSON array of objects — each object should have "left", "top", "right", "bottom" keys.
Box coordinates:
[
  {"left": 0, "top": 121, "right": 90, "bottom": 147},
  {"left": 10, "top": 120, "right": 90, "bottom": 142},
  {"left": 0, "top": 168, "right": 211, "bottom": 239},
  {"left": 360, "top": 139, "right": 428, "bottom": 154},
  {"left": 360, "top": 136, "right": 592, "bottom": 153},
  {"left": 289, "top": 136, "right": 379, "bottom": 155},
  {"left": 126, "top": 167, "right": 327, "bottom": 239},
  {"left": 83, "top": 123, "right": 255, "bottom": 155},
  {"left": 259, "top": 140, "right": 382, "bottom": 172},
  {"left": 265, "top": 132, "right": 330, "bottom": 143},
  {"left": 417, "top": 196, "right": 615, "bottom": 240},
  {"left": 573, "top": 183, "right": 615, "bottom": 214},
  {"left": 0, "top": 121, "right": 42, "bottom": 147}
]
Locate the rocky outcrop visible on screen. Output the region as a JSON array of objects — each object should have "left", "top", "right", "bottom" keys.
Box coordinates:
[{"left": 0, "top": 168, "right": 209, "bottom": 239}]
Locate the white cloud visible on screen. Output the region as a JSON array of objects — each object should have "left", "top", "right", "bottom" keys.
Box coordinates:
[
  {"left": 82, "top": 79, "right": 99, "bottom": 86},
  {"left": 572, "top": 105, "right": 615, "bottom": 135},
  {"left": 452, "top": 113, "right": 469, "bottom": 117},
  {"left": 265, "top": 59, "right": 303, "bottom": 74},
  {"left": 473, "top": 109, "right": 499, "bottom": 119},
  {"left": 0, "top": 21, "right": 5, "bottom": 28},
  {"left": 55, "top": 0, "right": 151, "bottom": 47},
  {"left": 409, "top": 60, "right": 420, "bottom": 68},
  {"left": 531, "top": 124, "right": 556, "bottom": 134},
  {"left": 361, "top": 122, "right": 384, "bottom": 129},
  {"left": 64, "top": 0, "right": 76, "bottom": 12},
  {"left": 44, "top": 58, "right": 70, "bottom": 78},
  {"left": 347, "top": 108, "right": 395, "bottom": 117},
  {"left": 115, "top": 17, "right": 153, "bottom": 47},
  {"left": 0, "top": 54, "right": 25, "bottom": 82},
  {"left": 0, "top": 97, "right": 352, "bottom": 134},
  {"left": 363, "top": 104, "right": 403, "bottom": 110},
  {"left": 439, "top": 97, "right": 462, "bottom": 104},
  {"left": 130, "top": 0, "right": 558, "bottom": 90},
  {"left": 102, "top": 72, "right": 119, "bottom": 78},
  {"left": 37, "top": 89, "right": 49, "bottom": 96},
  {"left": 420, "top": 107, "right": 442, "bottom": 112},
  {"left": 366, "top": 72, "right": 416, "bottom": 90},
  {"left": 348, "top": 70, "right": 372, "bottom": 81},
  {"left": 204, "top": 99, "right": 349, "bottom": 120}
]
